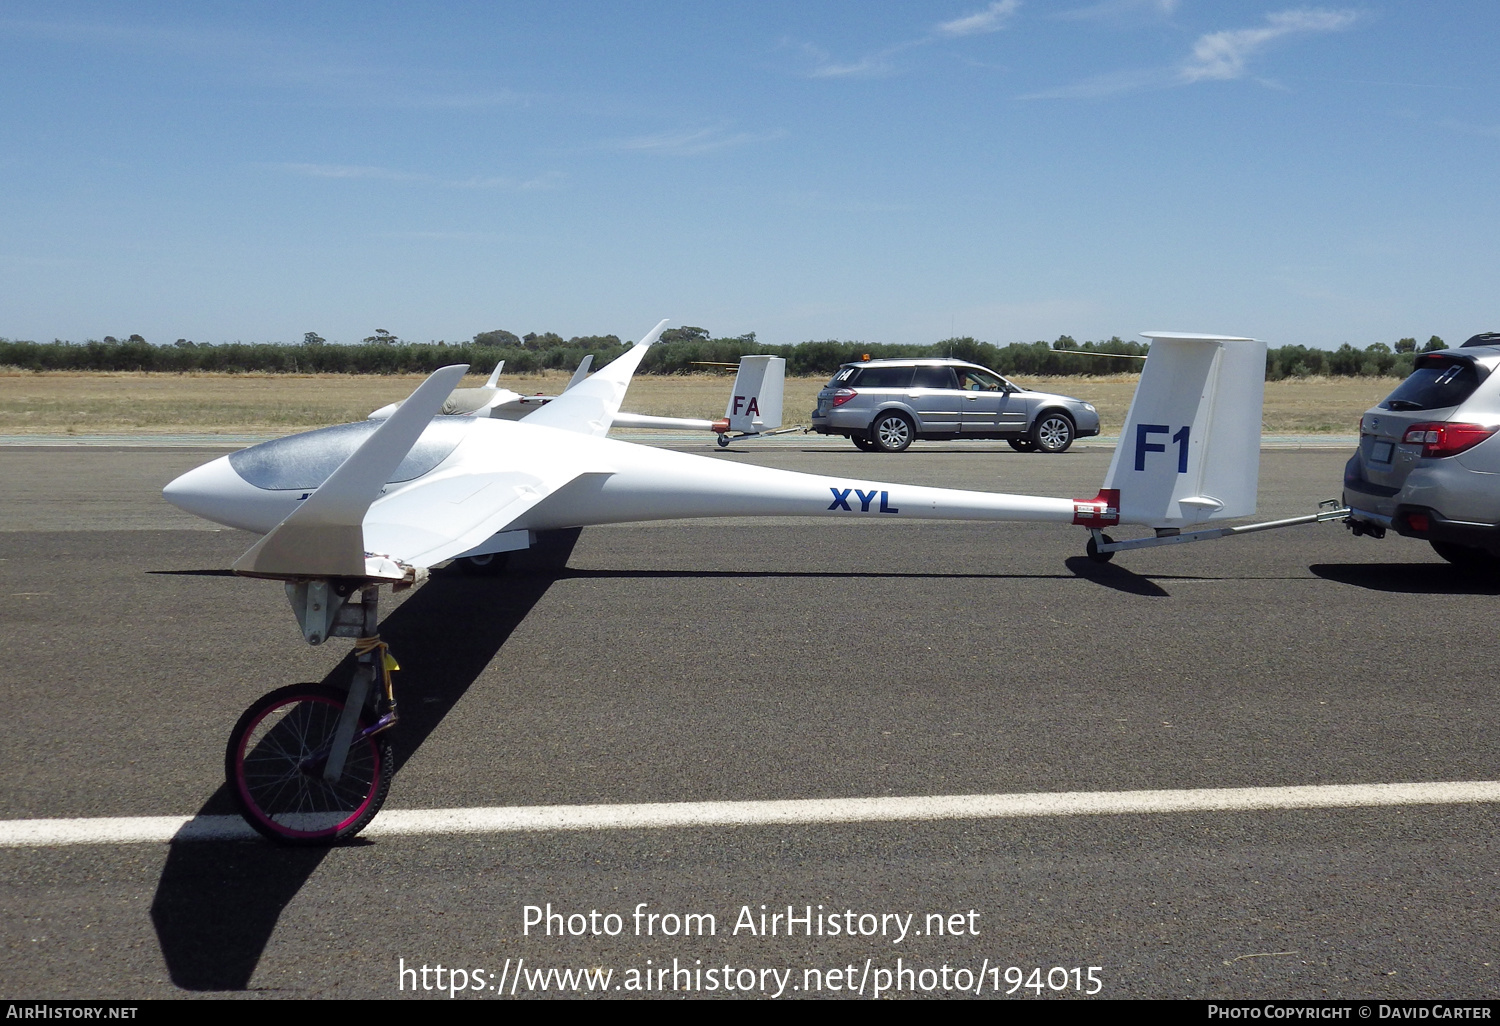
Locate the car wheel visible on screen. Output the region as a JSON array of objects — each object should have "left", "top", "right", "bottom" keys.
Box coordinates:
[
  {"left": 1430, "top": 540, "right": 1500, "bottom": 569},
  {"left": 870, "top": 412, "right": 914, "bottom": 453},
  {"left": 1007, "top": 438, "right": 1037, "bottom": 453},
  {"left": 851, "top": 434, "right": 876, "bottom": 452},
  {"left": 1031, "top": 412, "right": 1075, "bottom": 454}
]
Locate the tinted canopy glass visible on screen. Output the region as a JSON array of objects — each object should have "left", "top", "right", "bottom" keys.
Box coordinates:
[{"left": 229, "top": 418, "right": 471, "bottom": 490}]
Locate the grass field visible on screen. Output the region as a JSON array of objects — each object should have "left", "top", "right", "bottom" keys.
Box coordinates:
[{"left": 0, "top": 368, "right": 1386, "bottom": 436}]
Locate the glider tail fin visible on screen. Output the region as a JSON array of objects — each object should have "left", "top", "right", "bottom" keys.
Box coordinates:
[
  {"left": 1087, "top": 333, "right": 1265, "bottom": 530},
  {"left": 723, "top": 355, "right": 785, "bottom": 434}
]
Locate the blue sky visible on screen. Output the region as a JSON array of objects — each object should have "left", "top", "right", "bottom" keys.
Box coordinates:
[{"left": 2, "top": 1, "right": 1496, "bottom": 349}]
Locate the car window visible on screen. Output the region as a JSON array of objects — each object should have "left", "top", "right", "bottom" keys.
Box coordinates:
[
  {"left": 826, "top": 367, "right": 858, "bottom": 387},
  {"left": 912, "top": 366, "right": 957, "bottom": 389},
  {"left": 1381, "top": 357, "right": 1488, "bottom": 412},
  {"left": 959, "top": 368, "right": 1005, "bottom": 392},
  {"left": 852, "top": 366, "right": 914, "bottom": 388}
]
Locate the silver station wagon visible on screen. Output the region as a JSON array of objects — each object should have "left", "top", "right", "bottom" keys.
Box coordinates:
[
  {"left": 810, "top": 358, "right": 1101, "bottom": 453},
  {"left": 1344, "top": 334, "right": 1500, "bottom": 565}
]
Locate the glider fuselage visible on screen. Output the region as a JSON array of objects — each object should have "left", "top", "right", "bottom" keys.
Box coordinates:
[{"left": 165, "top": 415, "right": 1077, "bottom": 540}]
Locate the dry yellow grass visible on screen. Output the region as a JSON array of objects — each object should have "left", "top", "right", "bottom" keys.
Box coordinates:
[{"left": 0, "top": 368, "right": 1389, "bottom": 435}]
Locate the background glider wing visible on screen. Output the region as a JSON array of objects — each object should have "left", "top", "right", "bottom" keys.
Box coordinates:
[{"left": 523, "top": 319, "right": 669, "bottom": 437}]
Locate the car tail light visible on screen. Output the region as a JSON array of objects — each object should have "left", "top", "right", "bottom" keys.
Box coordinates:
[
  {"left": 831, "top": 388, "right": 858, "bottom": 407},
  {"left": 1401, "top": 422, "right": 1498, "bottom": 457},
  {"left": 1405, "top": 512, "right": 1431, "bottom": 533}
]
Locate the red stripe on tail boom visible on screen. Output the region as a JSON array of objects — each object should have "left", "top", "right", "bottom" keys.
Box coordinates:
[{"left": 1072, "top": 488, "right": 1120, "bottom": 527}]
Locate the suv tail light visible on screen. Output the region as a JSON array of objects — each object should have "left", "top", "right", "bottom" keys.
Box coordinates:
[
  {"left": 1401, "top": 422, "right": 1498, "bottom": 458},
  {"left": 831, "top": 388, "right": 858, "bottom": 407}
]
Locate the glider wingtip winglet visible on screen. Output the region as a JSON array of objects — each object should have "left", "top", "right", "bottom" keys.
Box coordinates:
[
  {"left": 231, "top": 363, "right": 471, "bottom": 578},
  {"left": 637, "top": 318, "right": 671, "bottom": 348}
]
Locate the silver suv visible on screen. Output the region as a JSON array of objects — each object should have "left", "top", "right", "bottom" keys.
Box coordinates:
[
  {"left": 1344, "top": 334, "right": 1500, "bottom": 564},
  {"left": 810, "top": 358, "right": 1101, "bottom": 453}
]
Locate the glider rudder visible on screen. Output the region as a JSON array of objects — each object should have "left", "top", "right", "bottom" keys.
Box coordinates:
[{"left": 1100, "top": 333, "right": 1265, "bottom": 529}]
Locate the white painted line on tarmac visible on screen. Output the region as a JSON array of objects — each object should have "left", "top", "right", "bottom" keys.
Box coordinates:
[{"left": 3, "top": 781, "right": 1498, "bottom": 847}]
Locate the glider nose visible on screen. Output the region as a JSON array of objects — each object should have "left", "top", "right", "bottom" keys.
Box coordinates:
[{"left": 163, "top": 455, "right": 284, "bottom": 531}]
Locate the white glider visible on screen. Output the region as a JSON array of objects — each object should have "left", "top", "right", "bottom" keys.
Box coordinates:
[
  {"left": 162, "top": 321, "right": 1306, "bottom": 845},
  {"left": 370, "top": 347, "right": 788, "bottom": 445}
]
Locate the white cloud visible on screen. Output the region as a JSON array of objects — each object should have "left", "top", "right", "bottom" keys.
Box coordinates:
[
  {"left": 1055, "top": 0, "right": 1178, "bottom": 22},
  {"left": 808, "top": 51, "right": 901, "bottom": 79},
  {"left": 935, "top": 1, "right": 1021, "bottom": 38},
  {"left": 1180, "top": 8, "right": 1358, "bottom": 83},
  {"left": 609, "top": 125, "right": 786, "bottom": 156},
  {"left": 788, "top": 3, "right": 1018, "bottom": 81},
  {"left": 276, "top": 164, "right": 560, "bottom": 190},
  {"left": 786, "top": 37, "right": 919, "bottom": 79},
  {"left": 1025, "top": 6, "right": 1359, "bottom": 100},
  {"left": 1018, "top": 67, "right": 1173, "bottom": 100}
]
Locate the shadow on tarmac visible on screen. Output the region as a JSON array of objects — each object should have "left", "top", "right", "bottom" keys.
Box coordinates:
[
  {"left": 147, "top": 530, "right": 582, "bottom": 991},
  {"left": 1310, "top": 561, "right": 1500, "bottom": 595},
  {"left": 1062, "top": 555, "right": 1172, "bottom": 597}
]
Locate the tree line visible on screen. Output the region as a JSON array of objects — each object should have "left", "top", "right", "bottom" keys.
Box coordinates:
[{"left": 0, "top": 326, "right": 1454, "bottom": 380}]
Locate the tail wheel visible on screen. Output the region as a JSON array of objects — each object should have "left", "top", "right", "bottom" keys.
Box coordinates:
[
  {"left": 870, "top": 412, "right": 915, "bottom": 453},
  {"left": 851, "top": 434, "right": 876, "bottom": 452},
  {"left": 1086, "top": 534, "right": 1115, "bottom": 564},
  {"left": 716, "top": 434, "right": 731, "bottom": 448},
  {"left": 1031, "top": 412, "right": 1075, "bottom": 454},
  {"left": 1007, "top": 438, "right": 1037, "bottom": 452},
  {"left": 226, "top": 683, "right": 392, "bottom": 845}
]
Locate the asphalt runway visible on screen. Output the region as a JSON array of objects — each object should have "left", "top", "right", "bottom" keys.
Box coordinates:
[{"left": 2, "top": 440, "right": 1497, "bottom": 1000}]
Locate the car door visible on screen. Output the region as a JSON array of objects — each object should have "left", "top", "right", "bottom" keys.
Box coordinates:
[
  {"left": 906, "top": 365, "right": 960, "bottom": 432},
  {"left": 957, "top": 368, "right": 1025, "bottom": 433}
]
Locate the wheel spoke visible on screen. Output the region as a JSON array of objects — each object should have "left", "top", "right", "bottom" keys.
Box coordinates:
[{"left": 229, "top": 686, "right": 390, "bottom": 842}]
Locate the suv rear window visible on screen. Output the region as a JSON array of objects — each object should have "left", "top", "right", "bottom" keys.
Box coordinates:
[
  {"left": 850, "top": 366, "right": 914, "bottom": 388},
  {"left": 1381, "top": 357, "right": 1488, "bottom": 412}
]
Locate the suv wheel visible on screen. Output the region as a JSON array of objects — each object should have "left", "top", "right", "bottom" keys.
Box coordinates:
[
  {"left": 1031, "top": 412, "right": 1075, "bottom": 454},
  {"left": 870, "top": 412, "right": 914, "bottom": 453},
  {"left": 1430, "top": 540, "right": 1500, "bottom": 570}
]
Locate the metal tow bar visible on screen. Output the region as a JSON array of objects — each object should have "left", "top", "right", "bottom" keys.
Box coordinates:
[{"left": 1089, "top": 501, "right": 1350, "bottom": 560}]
